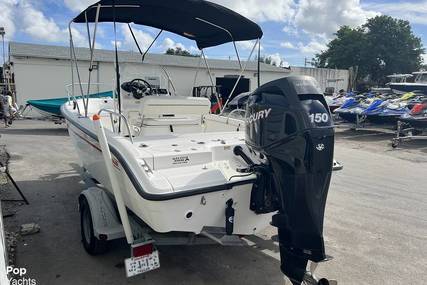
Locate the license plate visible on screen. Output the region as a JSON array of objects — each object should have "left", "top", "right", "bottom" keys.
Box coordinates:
[{"left": 125, "top": 251, "right": 160, "bottom": 277}]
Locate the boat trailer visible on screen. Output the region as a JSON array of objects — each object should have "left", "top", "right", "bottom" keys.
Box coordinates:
[{"left": 392, "top": 120, "right": 427, "bottom": 148}]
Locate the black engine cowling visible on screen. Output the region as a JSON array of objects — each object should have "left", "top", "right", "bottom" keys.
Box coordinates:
[{"left": 245, "top": 76, "right": 334, "bottom": 284}]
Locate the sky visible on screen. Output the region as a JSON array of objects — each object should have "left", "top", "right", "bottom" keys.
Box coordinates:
[{"left": 0, "top": 0, "right": 426, "bottom": 67}]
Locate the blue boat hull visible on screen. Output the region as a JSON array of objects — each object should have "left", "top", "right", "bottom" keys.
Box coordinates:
[{"left": 389, "top": 83, "right": 427, "bottom": 94}]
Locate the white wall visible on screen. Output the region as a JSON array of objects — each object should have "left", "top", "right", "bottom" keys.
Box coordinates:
[
  {"left": 11, "top": 56, "right": 349, "bottom": 113},
  {"left": 290, "top": 66, "right": 349, "bottom": 92},
  {"left": 12, "top": 57, "right": 113, "bottom": 107}
]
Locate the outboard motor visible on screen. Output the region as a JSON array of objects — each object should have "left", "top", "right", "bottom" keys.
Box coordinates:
[{"left": 244, "top": 76, "right": 335, "bottom": 284}]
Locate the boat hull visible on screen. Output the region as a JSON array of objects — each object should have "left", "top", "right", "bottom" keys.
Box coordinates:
[
  {"left": 389, "top": 83, "right": 427, "bottom": 94},
  {"left": 63, "top": 104, "right": 273, "bottom": 235},
  {"left": 366, "top": 114, "right": 400, "bottom": 124},
  {"left": 337, "top": 112, "right": 359, "bottom": 123}
]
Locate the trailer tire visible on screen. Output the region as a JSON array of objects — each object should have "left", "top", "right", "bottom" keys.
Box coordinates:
[
  {"left": 80, "top": 197, "right": 108, "bottom": 255},
  {"left": 391, "top": 141, "right": 399, "bottom": 148}
]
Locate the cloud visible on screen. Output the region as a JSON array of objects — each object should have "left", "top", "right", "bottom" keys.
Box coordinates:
[
  {"left": 72, "top": 27, "right": 104, "bottom": 48},
  {"left": 363, "top": 1, "right": 427, "bottom": 25},
  {"left": 162, "top": 37, "right": 188, "bottom": 52},
  {"left": 211, "top": 0, "right": 295, "bottom": 22},
  {"left": 20, "top": 1, "right": 67, "bottom": 42},
  {"left": 111, "top": 40, "right": 122, "bottom": 49},
  {"left": 237, "top": 40, "right": 263, "bottom": 51},
  {"left": 266, "top": 53, "right": 289, "bottom": 68},
  {"left": 297, "top": 40, "right": 327, "bottom": 55},
  {"left": 64, "top": 0, "right": 97, "bottom": 12},
  {"left": 281, "top": 39, "right": 326, "bottom": 56},
  {"left": 293, "top": 0, "right": 378, "bottom": 37},
  {"left": 16, "top": 1, "right": 94, "bottom": 48},
  {"left": 282, "top": 25, "right": 298, "bottom": 36},
  {"left": 120, "top": 25, "right": 154, "bottom": 52},
  {"left": 280, "top": 41, "right": 296, "bottom": 49},
  {"left": 162, "top": 38, "right": 200, "bottom": 54},
  {"left": 0, "top": 0, "right": 18, "bottom": 39}
]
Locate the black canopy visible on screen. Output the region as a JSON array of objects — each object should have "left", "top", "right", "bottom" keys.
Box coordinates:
[{"left": 73, "top": 0, "right": 263, "bottom": 49}]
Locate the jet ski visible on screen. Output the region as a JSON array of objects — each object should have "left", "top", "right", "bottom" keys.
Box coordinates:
[
  {"left": 361, "top": 98, "right": 386, "bottom": 122},
  {"left": 334, "top": 96, "right": 363, "bottom": 122},
  {"left": 335, "top": 94, "right": 376, "bottom": 123},
  {"left": 400, "top": 101, "right": 427, "bottom": 130},
  {"left": 325, "top": 94, "right": 347, "bottom": 113},
  {"left": 375, "top": 92, "right": 417, "bottom": 123}
]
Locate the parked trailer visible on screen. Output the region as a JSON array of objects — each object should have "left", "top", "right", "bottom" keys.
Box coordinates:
[
  {"left": 79, "top": 171, "right": 248, "bottom": 277},
  {"left": 392, "top": 120, "right": 427, "bottom": 148}
]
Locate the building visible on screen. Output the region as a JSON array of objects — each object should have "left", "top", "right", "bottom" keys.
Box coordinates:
[{"left": 9, "top": 42, "right": 349, "bottom": 110}]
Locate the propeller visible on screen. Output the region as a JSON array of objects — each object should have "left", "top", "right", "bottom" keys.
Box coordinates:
[{"left": 283, "top": 261, "right": 338, "bottom": 285}]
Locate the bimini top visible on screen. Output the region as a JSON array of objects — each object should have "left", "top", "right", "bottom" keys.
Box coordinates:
[{"left": 73, "top": 0, "right": 263, "bottom": 49}]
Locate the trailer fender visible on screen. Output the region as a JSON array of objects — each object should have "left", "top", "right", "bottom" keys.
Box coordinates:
[{"left": 79, "top": 187, "right": 125, "bottom": 241}]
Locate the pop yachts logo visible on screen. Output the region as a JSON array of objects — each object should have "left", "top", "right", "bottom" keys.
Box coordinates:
[
  {"left": 7, "top": 266, "right": 37, "bottom": 285},
  {"left": 247, "top": 108, "right": 272, "bottom": 124}
]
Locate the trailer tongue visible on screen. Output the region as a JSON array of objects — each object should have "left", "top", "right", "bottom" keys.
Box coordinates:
[{"left": 243, "top": 76, "right": 336, "bottom": 284}]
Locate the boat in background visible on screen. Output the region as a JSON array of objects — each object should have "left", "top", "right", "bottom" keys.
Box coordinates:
[
  {"left": 27, "top": 91, "right": 112, "bottom": 118},
  {"left": 371, "top": 74, "right": 412, "bottom": 93},
  {"left": 389, "top": 71, "right": 427, "bottom": 94}
]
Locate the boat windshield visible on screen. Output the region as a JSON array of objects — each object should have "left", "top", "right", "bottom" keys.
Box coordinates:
[
  {"left": 387, "top": 74, "right": 412, "bottom": 83},
  {"left": 414, "top": 73, "right": 427, "bottom": 83}
]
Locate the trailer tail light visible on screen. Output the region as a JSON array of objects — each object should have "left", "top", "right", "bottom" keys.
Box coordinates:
[
  {"left": 410, "top": 103, "right": 427, "bottom": 115},
  {"left": 132, "top": 242, "right": 154, "bottom": 257}
]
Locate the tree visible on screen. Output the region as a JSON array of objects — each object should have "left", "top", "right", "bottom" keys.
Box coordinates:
[
  {"left": 258, "top": 56, "right": 273, "bottom": 65},
  {"left": 314, "top": 26, "right": 366, "bottom": 73},
  {"left": 315, "top": 15, "right": 424, "bottom": 85},
  {"left": 258, "top": 55, "right": 289, "bottom": 68},
  {"left": 165, "top": 47, "right": 199, "bottom": 57}
]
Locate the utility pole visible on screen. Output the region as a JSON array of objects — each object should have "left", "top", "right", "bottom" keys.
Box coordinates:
[
  {"left": 0, "top": 27, "right": 5, "bottom": 94},
  {"left": 304, "top": 57, "right": 315, "bottom": 67}
]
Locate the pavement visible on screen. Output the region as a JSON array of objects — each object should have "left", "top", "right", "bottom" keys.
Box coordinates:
[{"left": 0, "top": 119, "right": 426, "bottom": 285}]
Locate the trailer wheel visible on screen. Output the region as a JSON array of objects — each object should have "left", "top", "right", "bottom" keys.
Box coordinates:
[
  {"left": 80, "top": 197, "right": 108, "bottom": 255},
  {"left": 391, "top": 141, "right": 399, "bottom": 148}
]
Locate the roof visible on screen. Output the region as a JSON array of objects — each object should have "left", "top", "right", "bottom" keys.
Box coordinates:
[
  {"left": 9, "top": 42, "right": 287, "bottom": 73},
  {"left": 73, "top": 0, "right": 263, "bottom": 49}
]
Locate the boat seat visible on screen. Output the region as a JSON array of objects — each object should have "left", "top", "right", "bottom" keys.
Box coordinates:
[
  {"left": 132, "top": 96, "right": 211, "bottom": 135},
  {"left": 140, "top": 96, "right": 211, "bottom": 117},
  {"left": 202, "top": 114, "right": 244, "bottom": 132},
  {"left": 143, "top": 117, "right": 200, "bottom": 126}
]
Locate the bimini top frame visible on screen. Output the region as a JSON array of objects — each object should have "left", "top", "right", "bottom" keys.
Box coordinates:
[
  {"left": 69, "top": 0, "right": 263, "bottom": 119},
  {"left": 73, "top": 0, "right": 262, "bottom": 49}
]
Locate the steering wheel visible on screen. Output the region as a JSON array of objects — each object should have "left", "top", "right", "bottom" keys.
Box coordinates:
[{"left": 121, "top": 78, "right": 152, "bottom": 99}]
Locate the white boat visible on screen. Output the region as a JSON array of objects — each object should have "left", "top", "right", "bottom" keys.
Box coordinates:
[
  {"left": 62, "top": 1, "right": 337, "bottom": 284},
  {"left": 371, "top": 74, "right": 412, "bottom": 93},
  {"left": 389, "top": 72, "right": 427, "bottom": 94},
  {"left": 63, "top": 95, "right": 273, "bottom": 234}
]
